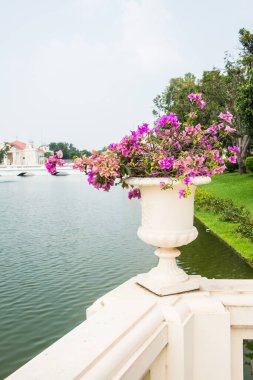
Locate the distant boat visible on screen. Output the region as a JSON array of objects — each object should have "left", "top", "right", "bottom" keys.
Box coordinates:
[
  {"left": 52, "top": 172, "right": 69, "bottom": 176},
  {"left": 17, "top": 172, "right": 34, "bottom": 177}
]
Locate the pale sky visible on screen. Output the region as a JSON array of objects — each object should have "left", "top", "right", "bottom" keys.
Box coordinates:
[{"left": 0, "top": 0, "right": 253, "bottom": 150}]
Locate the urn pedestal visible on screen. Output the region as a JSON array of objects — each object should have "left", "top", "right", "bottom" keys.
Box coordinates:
[{"left": 126, "top": 177, "right": 211, "bottom": 296}]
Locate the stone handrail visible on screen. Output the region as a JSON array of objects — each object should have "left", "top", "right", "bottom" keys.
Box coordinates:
[{"left": 5, "top": 277, "right": 253, "bottom": 380}]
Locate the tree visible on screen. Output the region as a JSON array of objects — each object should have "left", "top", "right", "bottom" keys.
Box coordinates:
[
  {"left": 153, "top": 73, "right": 199, "bottom": 119},
  {"left": 237, "top": 69, "right": 253, "bottom": 132},
  {"left": 49, "top": 142, "right": 69, "bottom": 158},
  {"left": 153, "top": 28, "right": 253, "bottom": 174},
  {"left": 223, "top": 57, "right": 247, "bottom": 173},
  {"left": 153, "top": 70, "right": 228, "bottom": 126},
  {"left": 225, "top": 28, "right": 253, "bottom": 173},
  {"left": 48, "top": 142, "right": 91, "bottom": 159},
  {"left": 236, "top": 69, "right": 253, "bottom": 173},
  {"left": 200, "top": 70, "right": 228, "bottom": 124},
  {"left": 0, "top": 143, "right": 10, "bottom": 164},
  {"left": 239, "top": 28, "right": 253, "bottom": 73},
  {"left": 80, "top": 149, "right": 91, "bottom": 157},
  {"left": 44, "top": 151, "right": 52, "bottom": 159}
]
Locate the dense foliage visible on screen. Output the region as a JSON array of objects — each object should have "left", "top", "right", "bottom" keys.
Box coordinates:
[{"left": 48, "top": 142, "right": 91, "bottom": 159}]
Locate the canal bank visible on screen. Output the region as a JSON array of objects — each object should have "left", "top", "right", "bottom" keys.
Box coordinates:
[{"left": 195, "top": 173, "right": 253, "bottom": 267}]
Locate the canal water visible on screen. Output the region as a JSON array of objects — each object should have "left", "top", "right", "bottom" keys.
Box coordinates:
[{"left": 0, "top": 176, "right": 253, "bottom": 379}]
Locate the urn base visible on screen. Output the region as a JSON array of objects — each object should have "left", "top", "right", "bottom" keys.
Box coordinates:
[
  {"left": 136, "top": 273, "right": 199, "bottom": 296},
  {"left": 136, "top": 247, "right": 200, "bottom": 296}
]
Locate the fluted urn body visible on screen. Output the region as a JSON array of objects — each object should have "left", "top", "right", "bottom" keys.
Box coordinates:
[{"left": 126, "top": 177, "right": 211, "bottom": 296}]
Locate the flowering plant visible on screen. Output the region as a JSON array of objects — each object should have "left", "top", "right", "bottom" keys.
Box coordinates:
[
  {"left": 46, "top": 94, "right": 238, "bottom": 198},
  {"left": 45, "top": 150, "right": 65, "bottom": 174}
]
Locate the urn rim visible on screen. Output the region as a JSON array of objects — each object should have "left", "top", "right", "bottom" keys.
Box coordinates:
[{"left": 125, "top": 176, "right": 211, "bottom": 187}]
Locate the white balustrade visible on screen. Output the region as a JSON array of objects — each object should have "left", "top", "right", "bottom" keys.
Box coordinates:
[{"left": 5, "top": 277, "right": 253, "bottom": 380}]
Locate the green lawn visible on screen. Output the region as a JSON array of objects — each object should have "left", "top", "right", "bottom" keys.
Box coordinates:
[
  {"left": 200, "top": 172, "right": 253, "bottom": 216},
  {"left": 195, "top": 172, "right": 253, "bottom": 265}
]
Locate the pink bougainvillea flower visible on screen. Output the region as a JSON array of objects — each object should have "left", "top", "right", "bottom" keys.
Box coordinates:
[
  {"left": 73, "top": 157, "right": 85, "bottom": 171},
  {"left": 45, "top": 153, "right": 65, "bottom": 175},
  {"left": 206, "top": 124, "right": 217, "bottom": 134},
  {"left": 179, "top": 189, "right": 187, "bottom": 199},
  {"left": 187, "top": 93, "right": 195, "bottom": 101},
  {"left": 212, "top": 150, "right": 219, "bottom": 160},
  {"left": 158, "top": 156, "right": 174, "bottom": 170},
  {"left": 137, "top": 123, "right": 149, "bottom": 135},
  {"left": 228, "top": 156, "right": 237, "bottom": 163},
  {"left": 128, "top": 189, "right": 141, "bottom": 200},
  {"left": 157, "top": 115, "right": 171, "bottom": 127},
  {"left": 185, "top": 126, "right": 195, "bottom": 135},
  {"left": 228, "top": 146, "right": 240, "bottom": 153},
  {"left": 48, "top": 156, "right": 57, "bottom": 164},
  {"left": 199, "top": 100, "right": 206, "bottom": 109},
  {"left": 183, "top": 177, "right": 191, "bottom": 185},
  {"left": 56, "top": 150, "right": 63, "bottom": 159},
  {"left": 87, "top": 171, "right": 94, "bottom": 184},
  {"left": 224, "top": 126, "right": 236, "bottom": 133},
  {"left": 187, "top": 93, "right": 205, "bottom": 109},
  {"left": 218, "top": 112, "right": 233, "bottom": 124},
  {"left": 195, "top": 94, "right": 202, "bottom": 101},
  {"left": 212, "top": 165, "right": 227, "bottom": 174},
  {"left": 108, "top": 143, "right": 118, "bottom": 151},
  {"left": 45, "top": 161, "right": 56, "bottom": 174},
  {"left": 57, "top": 159, "right": 64, "bottom": 167}
]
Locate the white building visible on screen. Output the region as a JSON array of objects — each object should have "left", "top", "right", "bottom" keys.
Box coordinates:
[{"left": 1, "top": 140, "right": 50, "bottom": 166}]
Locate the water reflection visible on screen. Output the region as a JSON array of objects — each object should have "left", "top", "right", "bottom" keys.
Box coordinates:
[
  {"left": 181, "top": 219, "right": 253, "bottom": 279},
  {"left": 244, "top": 340, "right": 253, "bottom": 380}
]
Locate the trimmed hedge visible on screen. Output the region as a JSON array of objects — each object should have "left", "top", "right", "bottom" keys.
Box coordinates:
[
  {"left": 245, "top": 156, "right": 253, "bottom": 173},
  {"left": 195, "top": 189, "right": 253, "bottom": 242}
]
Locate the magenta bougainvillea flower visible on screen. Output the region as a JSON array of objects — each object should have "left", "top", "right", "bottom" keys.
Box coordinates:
[
  {"left": 218, "top": 112, "right": 233, "bottom": 124},
  {"left": 45, "top": 94, "right": 238, "bottom": 199},
  {"left": 228, "top": 146, "right": 240, "bottom": 153},
  {"left": 228, "top": 156, "right": 237, "bottom": 163},
  {"left": 45, "top": 150, "right": 64, "bottom": 174},
  {"left": 187, "top": 93, "right": 206, "bottom": 110},
  {"left": 179, "top": 189, "right": 187, "bottom": 199},
  {"left": 128, "top": 188, "right": 141, "bottom": 200}
]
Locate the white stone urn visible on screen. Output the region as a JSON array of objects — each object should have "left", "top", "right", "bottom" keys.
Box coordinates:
[{"left": 126, "top": 177, "right": 211, "bottom": 296}]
